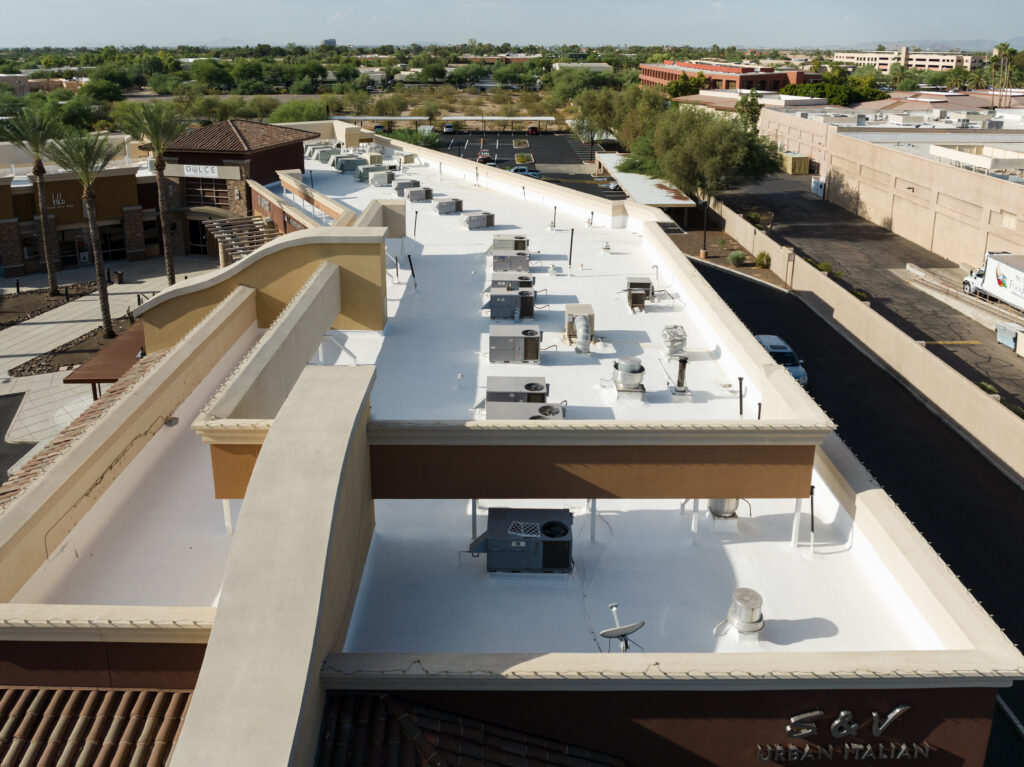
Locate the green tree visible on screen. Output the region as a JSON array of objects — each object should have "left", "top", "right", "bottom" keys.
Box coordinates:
[
  {"left": 43, "top": 130, "right": 121, "bottom": 337},
  {"left": 190, "top": 59, "right": 233, "bottom": 90},
  {"left": 247, "top": 95, "right": 279, "bottom": 120},
  {"left": 735, "top": 89, "right": 762, "bottom": 133},
  {"left": 268, "top": 99, "right": 327, "bottom": 123},
  {"left": 628, "top": 107, "right": 779, "bottom": 250},
  {"left": 0, "top": 108, "right": 63, "bottom": 295},
  {"left": 80, "top": 79, "right": 124, "bottom": 102},
  {"left": 117, "top": 102, "right": 187, "bottom": 285},
  {"left": 574, "top": 87, "right": 617, "bottom": 158},
  {"left": 421, "top": 100, "right": 442, "bottom": 123},
  {"left": 419, "top": 62, "right": 447, "bottom": 82},
  {"left": 612, "top": 85, "right": 667, "bottom": 150}
]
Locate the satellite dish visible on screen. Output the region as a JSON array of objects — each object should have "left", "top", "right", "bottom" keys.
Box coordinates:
[{"left": 599, "top": 603, "right": 645, "bottom": 653}]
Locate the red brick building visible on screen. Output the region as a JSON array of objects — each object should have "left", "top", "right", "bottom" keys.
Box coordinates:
[{"left": 640, "top": 60, "right": 820, "bottom": 91}]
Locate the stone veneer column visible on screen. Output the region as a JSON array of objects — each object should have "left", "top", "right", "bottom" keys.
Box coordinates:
[
  {"left": 225, "top": 160, "right": 251, "bottom": 218},
  {"left": 122, "top": 205, "right": 146, "bottom": 261},
  {"left": 0, "top": 219, "right": 23, "bottom": 276}
]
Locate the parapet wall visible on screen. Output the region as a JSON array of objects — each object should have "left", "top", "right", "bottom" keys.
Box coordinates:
[
  {"left": 136, "top": 226, "right": 388, "bottom": 351},
  {"left": 711, "top": 197, "right": 1024, "bottom": 485}
]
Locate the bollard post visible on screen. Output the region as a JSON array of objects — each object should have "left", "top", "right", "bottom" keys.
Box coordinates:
[{"left": 738, "top": 376, "right": 745, "bottom": 416}]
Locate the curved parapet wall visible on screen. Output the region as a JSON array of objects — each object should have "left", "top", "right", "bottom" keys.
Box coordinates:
[{"left": 135, "top": 226, "right": 388, "bottom": 352}]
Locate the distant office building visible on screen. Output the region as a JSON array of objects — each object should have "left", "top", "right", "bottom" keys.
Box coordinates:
[
  {"left": 321, "top": 39, "right": 337, "bottom": 48},
  {"left": 640, "top": 60, "right": 820, "bottom": 91},
  {"left": 551, "top": 62, "right": 614, "bottom": 73},
  {"left": 832, "top": 47, "right": 980, "bottom": 74}
]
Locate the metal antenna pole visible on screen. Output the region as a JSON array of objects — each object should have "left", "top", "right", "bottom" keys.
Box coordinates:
[{"left": 568, "top": 228, "right": 575, "bottom": 270}]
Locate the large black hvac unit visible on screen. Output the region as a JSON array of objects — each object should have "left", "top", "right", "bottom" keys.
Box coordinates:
[{"left": 469, "top": 508, "right": 573, "bottom": 573}]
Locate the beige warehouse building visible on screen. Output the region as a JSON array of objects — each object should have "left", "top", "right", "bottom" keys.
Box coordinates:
[{"left": 759, "top": 108, "right": 1024, "bottom": 268}]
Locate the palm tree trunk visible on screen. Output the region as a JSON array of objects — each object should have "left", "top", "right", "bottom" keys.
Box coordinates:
[
  {"left": 154, "top": 158, "right": 175, "bottom": 286},
  {"left": 33, "top": 167, "right": 59, "bottom": 297},
  {"left": 84, "top": 188, "right": 115, "bottom": 339}
]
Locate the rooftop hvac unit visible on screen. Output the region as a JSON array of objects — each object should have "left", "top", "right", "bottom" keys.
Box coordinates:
[
  {"left": 357, "top": 164, "right": 386, "bottom": 182},
  {"left": 408, "top": 187, "right": 433, "bottom": 202},
  {"left": 486, "top": 375, "right": 548, "bottom": 403},
  {"left": 485, "top": 401, "right": 564, "bottom": 420},
  {"left": 436, "top": 198, "right": 463, "bottom": 215},
  {"left": 626, "top": 276, "right": 654, "bottom": 298},
  {"left": 492, "top": 252, "right": 530, "bottom": 273},
  {"left": 492, "top": 234, "right": 529, "bottom": 252},
  {"left": 333, "top": 156, "right": 365, "bottom": 172},
  {"left": 469, "top": 508, "right": 573, "bottom": 573},
  {"left": 490, "top": 288, "right": 535, "bottom": 320},
  {"left": 366, "top": 152, "right": 383, "bottom": 165},
  {"left": 489, "top": 325, "right": 541, "bottom": 363},
  {"left": 491, "top": 272, "right": 534, "bottom": 291},
  {"left": 393, "top": 179, "right": 420, "bottom": 196},
  {"left": 465, "top": 212, "right": 495, "bottom": 230},
  {"left": 564, "top": 304, "right": 595, "bottom": 341},
  {"left": 369, "top": 170, "right": 394, "bottom": 187}
]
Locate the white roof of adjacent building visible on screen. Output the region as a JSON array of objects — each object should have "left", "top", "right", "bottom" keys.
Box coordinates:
[{"left": 595, "top": 152, "right": 695, "bottom": 208}]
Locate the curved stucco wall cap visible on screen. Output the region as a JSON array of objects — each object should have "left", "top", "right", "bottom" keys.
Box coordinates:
[{"left": 133, "top": 226, "right": 388, "bottom": 318}]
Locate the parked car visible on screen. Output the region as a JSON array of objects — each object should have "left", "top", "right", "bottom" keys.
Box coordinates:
[
  {"left": 476, "top": 150, "right": 494, "bottom": 164},
  {"left": 443, "top": 123, "right": 456, "bottom": 134},
  {"left": 373, "top": 124, "right": 384, "bottom": 133},
  {"left": 600, "top": 181, "right": 620, "bottom": 191},
  {"left": 527, "top": 126, "right": 540, "bottom": 135},
  {"left": 509, "top": 165, "right": 542, "bottom": 178},
  {"left": 755, "top": 335, "right": 808, "bottom": 386}
]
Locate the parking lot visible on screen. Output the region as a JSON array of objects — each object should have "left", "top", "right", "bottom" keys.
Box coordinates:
[{"left": 431, "top": 131, "right": 627, "bottom": 201}]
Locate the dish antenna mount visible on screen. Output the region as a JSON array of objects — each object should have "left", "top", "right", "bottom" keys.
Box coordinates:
[{"left": 599, "top": 602, "right": 645, "bottom": 653}]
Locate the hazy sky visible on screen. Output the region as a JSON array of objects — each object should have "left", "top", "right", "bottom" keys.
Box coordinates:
[{"left": 1, "top": 0, "right": 1020, "bottom": 49}]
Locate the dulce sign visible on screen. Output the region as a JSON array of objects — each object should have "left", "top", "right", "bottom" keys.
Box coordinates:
[{"left": 165, "top": 163, "right": 241, "bottom": 180}]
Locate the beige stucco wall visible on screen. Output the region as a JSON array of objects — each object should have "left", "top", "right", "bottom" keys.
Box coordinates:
[
  {"left": 137, "top": 227, "right": 388, "bottom": 351},
  {"left": 171, "top": 365, "right": 376, "bottom": 767},
  {"left": 0, "top": 287, "right": 258, "bottom": 602},
  {"left": 712, "top": 198, "right": 1024, "bottom": 485},
  {"left": 759, "top": 111, "right": 1024, "bottom": 269}
]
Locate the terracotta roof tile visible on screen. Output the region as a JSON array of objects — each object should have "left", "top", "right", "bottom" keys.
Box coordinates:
[
  {"left": 318, "top": 694, "right": 626, "bottom": 767},
  {"left": 0, "top": 687, "right": 189, "bottom": 767},
  {"left": 0, "top": 350, "right": 167, "bottom": 515},
  {"left": 166, "top": 119, "right": 319, "bottom": 154}
]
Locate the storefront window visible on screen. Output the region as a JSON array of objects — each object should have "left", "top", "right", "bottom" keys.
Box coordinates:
[{"left": 184, "top": 177, "right": 229, "bottom": 208}]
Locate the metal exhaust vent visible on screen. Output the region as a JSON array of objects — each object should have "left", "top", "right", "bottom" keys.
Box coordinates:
[{"left": 727, "top": 588, "right": 764, "bottom": 634}]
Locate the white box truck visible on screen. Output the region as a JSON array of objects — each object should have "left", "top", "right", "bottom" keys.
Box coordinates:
[{"left": 962, "top": 252, "right": 1024, "bottom": 312}]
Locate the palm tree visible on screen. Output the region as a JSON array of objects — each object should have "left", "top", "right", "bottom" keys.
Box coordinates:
[
  {"left": 44, "top": 131, "right": 121, "bottom": 338},
  {"left": 117, "top": 102, "right": 186, "bottom": 285},
  {"left": 0, "top": 109, "right": 63, "bottom": 296},
  {"left": 994, "top": 43, "right": 1013, "bottom": 107}
]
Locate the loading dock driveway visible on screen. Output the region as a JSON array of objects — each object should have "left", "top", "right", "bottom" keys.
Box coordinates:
[{"left": 720, "top": 174, "right": 1024, "bottom": 413}]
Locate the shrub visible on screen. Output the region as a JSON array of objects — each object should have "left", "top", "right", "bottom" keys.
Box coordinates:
[
  {"left": 831, "top": 268, "right": 845, "bottom": 279},
  {"left": 717, "top": 236, "right": 728, "bottom": 250},
  {"left": 978, "top": 381, "right": 999, "bottom": 395},
  {"left": 728, "top": 251, "right": 746, "bottom": 266},
  {"left": 382, "top": 128, "right": 439, "bottom": 148},
  {"left": 744, "top": 211, "right": 762, "bottom": 227},
  {"left": 754, "top": 250, "right": 771, "bottom": 268},
  {"left": 817, "top": 261, "right": 833, "bottom": 274},
  {"left": 850, "top": 289, "right": 869, "bottom": 301}
]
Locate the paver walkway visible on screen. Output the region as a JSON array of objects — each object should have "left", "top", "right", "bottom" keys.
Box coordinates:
[{"left": 0, "top": 256, "right": 216, "bottom": 377}]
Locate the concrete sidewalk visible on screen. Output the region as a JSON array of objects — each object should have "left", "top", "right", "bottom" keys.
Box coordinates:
[
  {"left": 0, "top": 256, "right": 217, "bottom": 377},
  {"left": 720, "top": 175, "right": 1024, "bottom": 412}
]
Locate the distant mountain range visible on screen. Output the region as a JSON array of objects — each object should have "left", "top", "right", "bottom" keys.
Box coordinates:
[{"left": 839, "top": 38, "right": 1023, "bottom": 52}]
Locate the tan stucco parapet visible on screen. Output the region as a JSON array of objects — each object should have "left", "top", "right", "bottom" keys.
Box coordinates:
[
  {"left": 321, "top": 649, "right": 1024, "bottom": 690},
  {"left": 367, "top": 419, "right": 834, "bottom": 447},
  {"left": 134, "top": 227, "right": 388, "bottom": 320},
  {"left": 0, "top": 604, "right": 214, "bottom": 643}
]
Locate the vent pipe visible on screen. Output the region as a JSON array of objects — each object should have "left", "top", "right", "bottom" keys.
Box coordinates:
[
  {"left": 727, "top": 588, "right": 764, "bottom": 634},
  {"left": 574, "top": 314, "right": 591, "bottom": 354}
]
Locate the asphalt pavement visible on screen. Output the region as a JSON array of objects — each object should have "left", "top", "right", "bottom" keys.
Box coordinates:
[
  {"left": 431, "top": 132, "right": 627, "bottom": 201},
  {"left": 693, "top": 260, "right": 1024, "bottom": 766},
  {"left": 720, "top": 174, "right": 1024, "bottom": 413}
]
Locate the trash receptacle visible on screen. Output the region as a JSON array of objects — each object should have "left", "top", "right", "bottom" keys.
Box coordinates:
[{"left": 114, "top": 271, "right": 124, "bottom": 285}]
